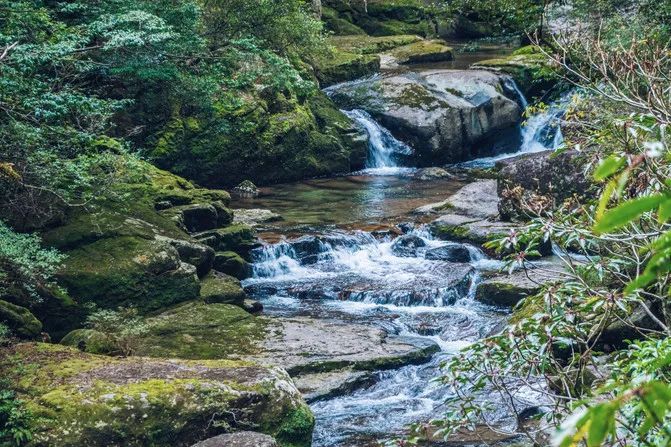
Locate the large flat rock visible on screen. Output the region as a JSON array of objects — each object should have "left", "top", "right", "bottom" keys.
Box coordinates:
[{"left": 250, "top": 317, "right": 440, "bottom": 376}]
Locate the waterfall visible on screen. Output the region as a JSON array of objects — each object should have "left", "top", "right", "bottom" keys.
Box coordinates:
[
  {"left": 342, "top": 109, "right": 414, "bottom": 175},
  {"left": 462, "top": 90, "right": 572, "bottom": 167},
  {"left": 502, "top": 77, "right": 528, "bottom": 110}
]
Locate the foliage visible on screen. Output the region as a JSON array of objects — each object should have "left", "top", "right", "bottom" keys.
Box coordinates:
[
  {"left": 412, "top": 6, "right": 671, "bottom": 447},
  {"left": 0, "top": 324, "right": 10, "bottom": 346},
  {"left": 0, "top": 387, "right": 33, "bottom": 447},
  {"left": 0, "top": 220, "right": 65, "bottom": 301},
  {"left": 85, "top": 306, "right": 149, "bottom": 356}
]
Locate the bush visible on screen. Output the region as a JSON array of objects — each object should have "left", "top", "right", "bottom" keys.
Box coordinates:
[{"left": 85, "top": 307, "right": 149, "bottom": 356}]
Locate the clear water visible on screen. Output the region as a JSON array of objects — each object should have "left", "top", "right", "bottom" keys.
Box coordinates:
[
  {"left": 243, "top": 229, "right": 510, "bottom": 446},
  {"left": 236, "top": 48, "right": 565, "bottom": 445}
]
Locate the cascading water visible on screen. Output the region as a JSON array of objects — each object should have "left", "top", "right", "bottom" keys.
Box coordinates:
[
  {"left": 242, "top": 228, "right": 523, "bottom": 446},
  {"left": 462, "top": 89, "right": 573, "bottom": 167},
  {"left": 342, "top": 109, "right": 415, "bottom": 176}
]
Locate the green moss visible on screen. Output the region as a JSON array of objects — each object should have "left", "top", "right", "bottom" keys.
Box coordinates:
[
  {"left": 394, "top": 84, "right": 449, "bottom": 110},
  {"left": 387, "top": 39, "right": 453, "bottom": 64},
  {"left": 199, "top": 272, "right": 246, "bottom": 305},
  {"left": 328, "top": 34, "right": 421, "bottom": 55},
  {"left": 2, "top": 343, "right": 311, "bottom": 447},
  {"left": 60, "top": 329, "right": 116, "bottom": 354},
  {"left": 213, "top": 251, "right": 252, "bottom": 280},
  {"left": 135, "top": 302, "right": 270, "bottom": 359},
  {"left": 0, "top": 299, "right": 42, "bottom": 338},
  {"left": 313, "top": 47, "right": 380, "bottom": 86},
  {"left": 273, "top": 404, "right": 315, "bottom": 447},
  {"left": 57, "top": 236, "right": 200, "bottom": 313},
  {"left": 510, "top": 294, "right": 544, "bottom": 324},
  {"left": 475, "top": 281, "right": 531, "bottom": 306}
]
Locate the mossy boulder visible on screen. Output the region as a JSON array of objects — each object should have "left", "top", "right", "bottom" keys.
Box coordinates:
[
  {"left": 195, "top": 224, "right": 258, "bottom": 254},
  {"left": 134, "top": 302, "right": 270, "bottom": 360},
  {"left": 0, "top": 299, "right": 42, "bottom": 339},
  {"left": 213, "top": 251, "right": 253, "bottom": 280},
  {"left": 149, "top": 90, "right": 367, "bottom": 187},
  {"left": 60, "top": 329, "right": 116, "bottom": 354},
  {"left": 1, "top": 343, "right": 313, "bottom": 447},
  {"left": 57, "top": 236, "right": 200, "bottom": 313},
  {"left": 328, "top": 34, "right": 422, "bottom": 55},
  {"left": 472, "top": 46, "right": 559, "bottom": 99},
  {"left": 385, "top": 39, "right": 453, "bottom": 64},
  {"left": 313, "top": 48, "right": 380, "bottom": 87},
  {"left": 200, "top": 272, "right": 247, "bottom": 305}
]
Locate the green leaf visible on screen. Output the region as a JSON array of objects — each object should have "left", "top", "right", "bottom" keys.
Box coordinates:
[
  {"left": 596, "top": 180, "right": 616, "bottom": 220},
  {"left": 625, "top": 272, "right": 656, "bottom": 294},
  {"left": 587, "top": 404, "right": 614, "bottom": 446},
  {"left": 658, "top": 198, "right": 671, "bottom": 223},
  {"left": 593, "top": 155, "right": 625, "bottom": 181},
  {"left": 594, "top": 195, "right": 666, "bottom": 234}
]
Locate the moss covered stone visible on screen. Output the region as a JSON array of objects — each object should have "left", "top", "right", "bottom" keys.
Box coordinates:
[
  {"left": 134, "top": 302, "right": 271, "bottom": 360},
  {"left": 149, "top": 90, "right": 366, "bottom": 187},
  {"left": 60, "top": 329, "right": 116, "bottom": 354},
  {"left": 313, "top": 48, "right": 380, "bottom": 87},
  {"left": 385, "top": 39, "right": 453, "bottom": 64},
  {"left": 57, "top": 236, "right": 200, "bottom": 312},
  {"left": 0, "top": 299, "right": 42, "bottom": 339},
  {"left": 324, "top": 0, "right": 433, "bottom": 37},
  {"left": 472, "top": 46, "right": 559, "bottom": 99},
  {"left": 1, "top": 343, "right": 313, "bottom": 447},
  {"left": 200, "top": 272, "right": 247, "bottom": 305},
  {"left": 213, "top": 251, "right": 252, "bottom": 280},
  {"left": 328, "top": 34, "right": 421, "bottom": 55}
]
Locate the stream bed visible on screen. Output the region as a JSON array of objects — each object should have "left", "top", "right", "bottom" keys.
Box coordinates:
[{"left": 231, "top": 44, "right": 564, "bottom": 446}]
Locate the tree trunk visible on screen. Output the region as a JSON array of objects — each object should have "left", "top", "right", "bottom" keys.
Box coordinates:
[{"left": 312, "top": 0, "right": 322, "bottom": 18}]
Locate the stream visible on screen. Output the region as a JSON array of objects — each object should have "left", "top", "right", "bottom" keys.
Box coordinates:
[{"left": 234, "top": 46, "right": 566, "bottom": 446}]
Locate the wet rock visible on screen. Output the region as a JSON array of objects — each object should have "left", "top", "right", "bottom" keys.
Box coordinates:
[
  {"left": 476, "top": 263, "right": 566, "bottom": 306},
  {"left": 330, "top": 70, "right": 522, "bottom": 165},
  {"left": 233, "top": 209, "right": 282, "bottom": 226},
  {"left": 233, "top": 180, "right": 259, "bottom": 197},
  {"left": 3, "top": 342, "right": 313, "bottom": 447},
  {"left": 391, "top": 234, "right": 427, "bottom": 257},
  {"left": 213, "top": 251, "right": 252, "bottom": 280},
  {"left": 425, "top": 244, "right": 471, "bottom": 263},
  {"left": 242, "top": 299, "right": 264, "bottom": 314},
  {"left": 432, "top": 214, "right": 516, "bottom": 246},
  {"left": 445, "top": 179, "right": 500, "bottom": 218},
  {"left": 295, "top": 370, "right": 378, "bottom": 403},
  {"left": 413, "top": 167, "right": 453, "bottom": 181},
  {"left": 497, "top": 150, "right": 595, "bottom": 221},
  {"left": 250, "top": 317, "right": 440, "bottom": 377},
  {"left": 160, "top": 236, "right": 215, "bottom": 277},
  {"left": 191, "top": 432, "right": 278, "bottom": 447},
  {"left": 0, "top": 300, "right": 42, "bottom": 339},
  {"left": 383, "top": 39, "right": 453, "bottom": 66},
  {"left": 200, "top": 272, "right": 247, "bottom": 305}
]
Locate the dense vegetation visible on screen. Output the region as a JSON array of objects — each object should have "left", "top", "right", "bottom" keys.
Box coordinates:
[{"left": 2, "top": 0, "right": 671, "bottom": 446}]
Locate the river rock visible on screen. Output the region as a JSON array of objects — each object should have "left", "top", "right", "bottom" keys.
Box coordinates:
[
  {"left": 233, "top": 180, "right": 259, "bottom": 197},
  {"left": 294, "top": 369, "right": 378, "bottom": 403},
  {"left": 0, "top": 299, "right": 42, "bottom": 339},
  {"left": 391, "top": 234, "right": 427, "bottom": 257},
  {"left": 252, "top": 317, "right": 440, "bottom": 376},
  {"left": 475, "top": 265, "right": 565, "bottom": 307},
  {"left": 383, "top": 39, "right": 453, "bottom": 66},
  {"left": 497, "top": 150, "right": 595, "bottom": 221},
  {"left": 329, "top": 70, "right": 522, "bottom": 165},
  {"left": 213, "top": 251, "right": 252, "bottom": 279},
  {"left": 3, "top": 342, "right": 313, "bottom": 447},
  {"left": 425, "top": 244, "right": 471, "bottom": 263},
  {"left": 191, "top": 432, "right": 278, "bottom": 447},
  {"left": 199, "top": 272, "right": 247, "bottom": 305},
  {"left": 233, "top": 208, "right": 282, "bottom": 226},
  {"left": 159, "top": 236, "right": 215, "bottom": 277}
]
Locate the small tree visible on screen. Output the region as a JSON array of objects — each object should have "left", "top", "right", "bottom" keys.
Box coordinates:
[{"left": 86, "top": 307, "right": 149, "bottom": 357}]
